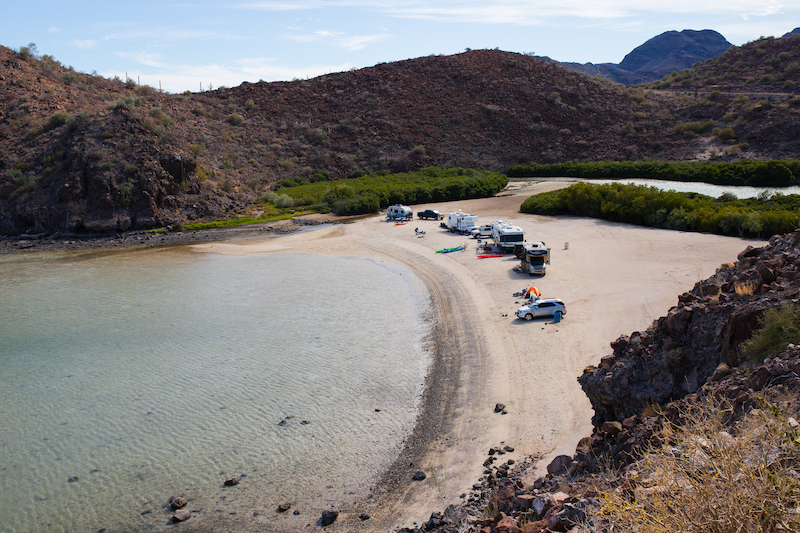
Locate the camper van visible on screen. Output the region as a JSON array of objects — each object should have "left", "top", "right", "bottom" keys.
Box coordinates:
[{"left": 386, "top": 205, "right": 413, "bottom": 221}]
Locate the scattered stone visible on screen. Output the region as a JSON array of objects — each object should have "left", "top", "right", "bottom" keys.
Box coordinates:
[
  {"left": 223, "top": 477, "right": 239, "bottom": 486},
  {"left": 494, "top": 403, "right": 505, "bottom": 413},
  {"left": 546, "top": 455, "right": 573, "bottom": 476},
  {"left": 67, "top": 477, "right": 79, "bottom": 483},
  {"left": 169, "top": 493, "right": 187, "bottom": 510},
  {"left": 601, "top": 420, "right": 623, "bottom": 436},
  {"left": 320, "top": 509, "right": 338, "bottom": 526},
  {"left": 276, "top": 503, "right": 291, "bottom": 513},
  {"left": 411, "top": 470, "right": 426, "bottom": 481},
  {"left": 359, "top": 512, "right": 370, "bottom": 520},
  {"left": 172, "top": 509, "right": 191, "bottom": 523}
]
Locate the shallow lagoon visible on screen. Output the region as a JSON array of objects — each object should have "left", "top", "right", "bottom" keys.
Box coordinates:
[{"left": 0, "top": 247, "right": 430, "bottom": 532}]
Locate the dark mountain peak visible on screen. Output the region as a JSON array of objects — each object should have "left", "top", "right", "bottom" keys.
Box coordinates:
[
  {"left": 783, "top": 28, "right": 800, "bottom": 38},
  {"left": 618, "top": 29, "right": 732, "bottom": 77}
]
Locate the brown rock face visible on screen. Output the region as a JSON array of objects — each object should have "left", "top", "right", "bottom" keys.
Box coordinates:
[{"left": 580, "top": 231, "right": 800, "bottom": 428}]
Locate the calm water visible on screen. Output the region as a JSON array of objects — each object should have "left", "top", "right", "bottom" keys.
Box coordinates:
[
  {"left": 524, "top": 177, "right": 800, "bottom": 198},
  {"left": 0, "top": 246, "right": 431, "bottom": 532}
]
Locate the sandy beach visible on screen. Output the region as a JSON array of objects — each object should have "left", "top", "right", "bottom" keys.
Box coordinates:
[{"left": 190, "top": 181, "right": 759, "bottom": 531}]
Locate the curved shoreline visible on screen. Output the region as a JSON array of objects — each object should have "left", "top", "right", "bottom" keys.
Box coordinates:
[{"left": 2, "top": 183, "right": 761, "bottom": 532}]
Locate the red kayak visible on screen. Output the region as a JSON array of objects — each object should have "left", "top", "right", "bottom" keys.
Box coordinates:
[{"left": 477, "top": 254, "right": 503, "bottom": 258}]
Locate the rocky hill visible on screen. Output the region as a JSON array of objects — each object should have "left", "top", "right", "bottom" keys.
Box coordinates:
[
  {"left": 646, "top": 31, "right": 800, "bottom": 93},
  {"left": 1, "top": 39, "right": 800, "bottom": 236},
  {"left": 618, "top": 30, "right": 732, "bottom": 79},
  {"left": 548, "top": 30, "right": 732, "bottom": 85}
]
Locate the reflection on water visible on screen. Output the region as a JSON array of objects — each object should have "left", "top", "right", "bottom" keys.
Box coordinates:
[{"left": 0, "top": 248, "right": 430, "bottom": 532}]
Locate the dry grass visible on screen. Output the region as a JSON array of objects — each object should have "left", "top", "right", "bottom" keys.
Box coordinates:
[
  {"left": 586, "top": 398, "right": 800, "bottom": 533},
  {"left": 735, "top": 280, "right": 757, "bottom": 296}
]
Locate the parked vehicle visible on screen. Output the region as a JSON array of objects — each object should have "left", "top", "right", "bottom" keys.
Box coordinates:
[
  {"left": 516, "top": 298, "right": 566, "bottom": 321},
  {"left": 470, "top": 224, "right": 493, "bottom": 239},
  {"left": 518, "top": 242, "right": 551, "bottom": 276},
  {"left": 491, "top": 221, "right": 524, "bottom": 252},
  {"left": 386, "top": 205, "right": 413, "bottom": 221},
  {"left": 446, "top": 212, "right": 479, "bottom": 234},
  {"left": 417, "top": 209, "right": 444, "bottom": 220}
]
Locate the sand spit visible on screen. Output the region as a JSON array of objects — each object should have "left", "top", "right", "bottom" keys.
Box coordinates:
[{"left": 187, "top": 181, "right": 759, "bottom": 532}]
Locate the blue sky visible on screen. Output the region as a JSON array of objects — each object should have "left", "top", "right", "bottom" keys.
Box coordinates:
[{"left": 2, "top": 1, "right": 798, "bottom": 93}]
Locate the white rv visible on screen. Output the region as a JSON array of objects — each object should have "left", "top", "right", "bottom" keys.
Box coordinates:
[
  {"left": 491, "top": 221, "right": 524, "bottom": 251},
  {"left": 386, "top": 204, "right": 413, "bottom": 220},
  {"left": 446, "top": 212, "right": 479, "bottom": 234},
  {"left": 519, "top": 241, "right": 551, "bottom": 276}
]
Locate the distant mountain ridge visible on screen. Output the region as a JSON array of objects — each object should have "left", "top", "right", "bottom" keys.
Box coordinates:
[{"left": 546, "top": 29, "right": 732, "bottom": 85}]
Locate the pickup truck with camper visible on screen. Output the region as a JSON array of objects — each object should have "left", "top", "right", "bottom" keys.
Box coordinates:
[
  {"left": 417, "top": 209, "right": 444, "bottom": 220},
  {"left": 491, "top": 221, "right": 525, "bottom": 252},
  {"left": 386, "top": 204, "right": 413, "bottom": 221},
  {"left": 470, "top": 225, "right": 493, "bottom": 239},
  {"left": 518, "top": 241, "right": 551, "bottom": 276},
  {"left": 445, "top": 212, "right": 479, "bottom": 234}
]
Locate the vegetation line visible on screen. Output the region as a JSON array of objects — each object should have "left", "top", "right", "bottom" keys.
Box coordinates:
[
  {"left": 508, "top": 159, "right": 800, "bottom": 188},
  {"left": 520, "top": 181, "right": 800, "bottom": 238},
  {"left": 264, "top": 167, "right": 508, "bottom": 216}
]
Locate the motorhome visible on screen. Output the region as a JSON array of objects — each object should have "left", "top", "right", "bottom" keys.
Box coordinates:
[
  {"left": 386, "top": 205, "right": 413, "bottom": 220},
  {"left": 446, "top": 212, "right": 479, "bottom": 234},
  {"left": 519, "top": 241, "right": 551, "bottom": 276},
  {"left": 491, "top": 221, "right": 524, "bottom": 252}
]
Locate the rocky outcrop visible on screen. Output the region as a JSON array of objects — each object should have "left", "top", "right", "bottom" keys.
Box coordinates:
[{"left": 579, "top": 230, "right": 800, "bottom": 428}]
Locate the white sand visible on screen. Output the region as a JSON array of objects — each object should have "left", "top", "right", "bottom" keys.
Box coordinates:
[{"left": 191, "top": 181, "right": 759, "bottom": 530}]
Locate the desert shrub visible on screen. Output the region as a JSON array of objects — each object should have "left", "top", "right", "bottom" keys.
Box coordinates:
[
  {"left": 742, "top": 303, "right": 800, "bottom": 362},
  {"left": 591, "top": 399, "right": 800, "bottom": 533},
  {"left": 62, "top": 70, "right": 79, "bottom": 85},
  {"left": 46, "top": 110, "right": 72, "bottom": 130},
  {"left": 220, "top": 179, "right": 234, "bottom": 193},
  {"left": 273, "top": 194, "right": 294, "bottom": 208},
  {"left": 188, "top": 143, "right": 205, "bottom": 155},
  {"left": 410, "top": 145, "right": 426, "bottom": 157},
  {"left": 716, "top": 127, "right": 736, "bottom": 141},
  {"left": 18, "top": 43, "right": 36, "bottom": 60},
  {"left": 192, "top": 105, "right": 207, "bottom": 116},
  {"left": 673, "top": 119, "right": 716, "bottom": 136},
  {"left": 259, "top": 191, "right": 278, "bottom": 203},
  {"left": 310, "top": 169, "right": 330, "bottom": 183}
]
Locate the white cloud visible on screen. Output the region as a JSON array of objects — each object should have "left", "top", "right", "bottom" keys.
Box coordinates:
[
  {"left": 117, "top": 51, "right": 168, "bottom": 68},
  {"left": 102, "top": 27, "right": 243, "bottom": 43},
  {"left": 103, "top": 57, "right": 355, "bottom": 93},
  {"left": 288, "top": 29, "right": 390, "bottom": 50},
  {"left": 235, "top": 0, "right": 794, "bottom": 25},
  {"left": 70, "top": 39, "right": 98, "bottom": 49}
]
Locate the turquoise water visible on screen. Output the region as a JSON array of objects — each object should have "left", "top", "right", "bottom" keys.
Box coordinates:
[{"left": 0, "top": 247, "right": 430, "bottom": 532}]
